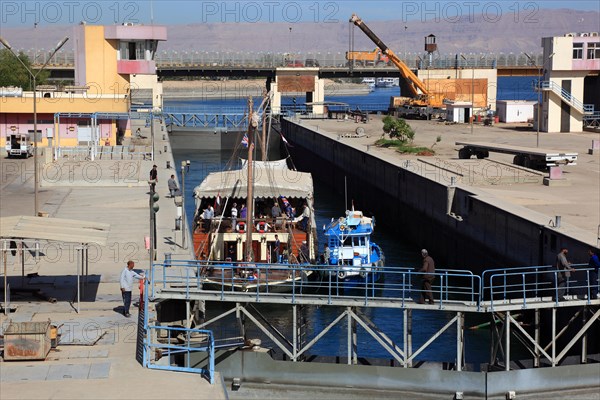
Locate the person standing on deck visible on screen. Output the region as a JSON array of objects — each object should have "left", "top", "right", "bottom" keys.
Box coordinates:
[
  {"left": 293, "top": 203, "right": 311, "bottom": 232},
  {"left": 417, "top": 249, "right": 435, "bottom": 304},
  {"left": 273, "top": 234, "right": 281, "bottom": 263},
  {"left": 271, "top": 200, "right": 282, "bottom": 226},
  {"left": 231, "top": 203, "right": 238, "bottom": 229},
  {"left": 240, "top": 204, "right": 247, "bottom": 219}
]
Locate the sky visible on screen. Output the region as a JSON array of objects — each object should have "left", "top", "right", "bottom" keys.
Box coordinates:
[{"left": 1, "top": 0, "right": 599, "bottom": 27}]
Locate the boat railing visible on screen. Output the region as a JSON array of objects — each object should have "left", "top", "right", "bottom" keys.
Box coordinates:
[{"left": 200, "top": 216, "right": 294, "bottom": 234}]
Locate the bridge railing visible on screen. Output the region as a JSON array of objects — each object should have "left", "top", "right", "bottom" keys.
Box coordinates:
[
  {"left": 144, "top": 324, "right": 215, "bottom": 384},
  {"left": 482, "top": 263, "right": 596, "bottom": 310},
  {"left": 149, "top": 260, "right": 481, "bottom": 307},
  {"left": 27, "top": 49, "right": 542, "bottom": 70}
]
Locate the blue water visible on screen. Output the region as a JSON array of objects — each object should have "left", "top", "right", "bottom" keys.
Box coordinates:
[
  {"left": 172, "top": 153, "right": 492, "bottom": 364},
  {"left": 169, "top": 77, "right": 532, "bottom": 364},
  {"left": 165, "top": 76, "right": 537, "bottom": 111}
]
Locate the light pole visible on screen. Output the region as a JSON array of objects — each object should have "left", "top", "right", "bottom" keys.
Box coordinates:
[
  {"left": 460, "top": 55, "right": 475, "bottom": 134},
  {"left": 181, "top": 160, "right": 190, "bottom": 249},
  {"left": 0, "top": 36, "right": 69, "bottom": 217},
  {"left": 524, "top": 52, "right": 554, "bottom": 147},
  {"left": 288, "top": 27, "right": 292, "bottom": 62}
]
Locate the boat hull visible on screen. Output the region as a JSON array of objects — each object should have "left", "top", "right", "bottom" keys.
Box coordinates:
[{"left": 200, "top": 267, "right": 312, "bottom": 293}]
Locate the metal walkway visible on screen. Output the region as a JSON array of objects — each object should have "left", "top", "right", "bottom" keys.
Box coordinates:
[{"left": 145, "top": 260, "right": 600, "bottom": 372}]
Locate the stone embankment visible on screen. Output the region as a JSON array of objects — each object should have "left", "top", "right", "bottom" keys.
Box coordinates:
[{"left": 162, "top": 79, "right": 371, "bottom": 99}]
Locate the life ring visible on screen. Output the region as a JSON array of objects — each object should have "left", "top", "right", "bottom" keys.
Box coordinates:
[
  {"left": 236, "top": 222, "right": 246, "bottom": 233},
  {"left": 256, "top": 221, "right": 268, "bottom": 233},
  {"left": 340, "top": 224, "right": 346, "bottom": 231}
]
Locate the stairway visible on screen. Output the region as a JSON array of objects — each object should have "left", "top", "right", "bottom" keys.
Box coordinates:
[{"left": 537, "top": 80, "right": 595, "bottom": 115}]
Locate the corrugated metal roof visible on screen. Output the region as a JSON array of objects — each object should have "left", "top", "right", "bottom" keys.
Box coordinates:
[
  {"left": 193, "top": 163, "right": 313, "bottom": 200},
  {"left": 0, "top": 216, "right": 110, "bottom": 246}
]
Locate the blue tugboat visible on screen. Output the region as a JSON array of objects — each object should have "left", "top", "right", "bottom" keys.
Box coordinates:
[{"left": 323, "top": 209, "right": 385, "bottom": 284}]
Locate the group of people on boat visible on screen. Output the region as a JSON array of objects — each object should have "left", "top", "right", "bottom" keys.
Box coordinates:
[{"left": 195, "top": 196, "right": 312, "bottom": 234}]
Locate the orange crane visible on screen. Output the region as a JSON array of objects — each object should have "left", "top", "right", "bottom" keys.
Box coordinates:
[{"left": 349, "top": 13, "right": 429, "bottom": 105}]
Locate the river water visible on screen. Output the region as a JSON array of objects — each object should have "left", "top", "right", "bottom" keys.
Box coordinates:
[{"left": 169, "top": 77, "right": 533, "bottom": 365}]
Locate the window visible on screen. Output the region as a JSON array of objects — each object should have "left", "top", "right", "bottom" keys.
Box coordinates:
[
  {"left": 573, "top": 42, "right": 584, "bottom": 59},
  {"left": 587, "top": 42, "right": 600, "bottom": 59}
]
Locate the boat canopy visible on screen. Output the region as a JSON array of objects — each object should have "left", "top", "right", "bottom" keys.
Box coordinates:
[{"left": 194, "top": 160, "right": 313, "bottom": 200}]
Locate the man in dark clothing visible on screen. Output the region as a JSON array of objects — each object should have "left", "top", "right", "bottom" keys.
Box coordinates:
[
  {"left": 417, "top": 249, "right": 435, "bottom": 304},
  {"left": 588, "top": 249, "right": 600, "bottom": 299},
  {"left": 149, "top": 165, "right": 158, "bottom": 193},
  {"left": 273, "top": 234, "right": 281, "bottom": 263}
]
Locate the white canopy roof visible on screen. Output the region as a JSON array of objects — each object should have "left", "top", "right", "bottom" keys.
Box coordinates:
[
  {"left": 0, "top": 216, "right": 111, "bottom": 246},
  {"left": 194, "top": 161, "right": 313, "bottom": 200}
]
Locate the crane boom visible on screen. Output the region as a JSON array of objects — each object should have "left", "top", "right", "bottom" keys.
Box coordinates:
[{"left": 349, "top": 13, "right": 429, "bottom": 99}]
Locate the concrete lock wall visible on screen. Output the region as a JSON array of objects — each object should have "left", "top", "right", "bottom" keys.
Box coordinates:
[
  {"left": 205, "top": 350, "right": 600, "bottom": 397},
  {"left": 281, "top": 119, "right": 593, "bottom": 269}
]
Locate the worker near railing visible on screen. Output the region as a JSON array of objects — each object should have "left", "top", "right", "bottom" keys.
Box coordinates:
[
  {"left": 120, "top": 260, "right": 145, "bottom": 317},
  {"left": 417, "top": 249, "right": 435, "bottom": 304},
  {"left": 588, "top": 249, "right": 600, "bottom": 299},
  {"left": 554, "top": 248, "right": 575, "bottom": 301}
]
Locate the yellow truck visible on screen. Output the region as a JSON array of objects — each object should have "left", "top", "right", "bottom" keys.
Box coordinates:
[{"left": 345, "top": 48, "right": 389, "bottom": 67}]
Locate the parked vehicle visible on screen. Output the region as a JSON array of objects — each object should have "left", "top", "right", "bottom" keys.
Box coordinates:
[
  {"left": 304, "top": 58, "right": 320, "bottom": 67},
  {"left": 5, "top": 134, "right": 33, "bottom": 158}
]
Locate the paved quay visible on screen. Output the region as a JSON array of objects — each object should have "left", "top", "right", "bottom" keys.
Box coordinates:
[
  {"left": 294, "top": 116, "right": 600, "bottom": 248},
  {"left": 0, "top": 120, "right": 227, "bottom": 399}
]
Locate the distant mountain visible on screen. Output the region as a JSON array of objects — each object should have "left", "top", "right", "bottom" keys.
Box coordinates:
[{"left": 3, "top": 9, "right": 599, "bottom": 55}]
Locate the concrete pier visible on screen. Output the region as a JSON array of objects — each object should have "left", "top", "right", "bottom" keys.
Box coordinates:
[
  {"left": 282, "top": 116, "right": 600, "bottom": 268},
  {"left": 0, "top": 120, "right": 227, "bottom": 398}
]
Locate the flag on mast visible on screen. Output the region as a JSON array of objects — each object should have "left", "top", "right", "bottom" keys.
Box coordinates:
[{"left": 241, "top": 133, "right": 249, "bottom": 148}]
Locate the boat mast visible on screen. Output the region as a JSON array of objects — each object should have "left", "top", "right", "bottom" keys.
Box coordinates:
[
  {"left": 245, "top": 97, "right": 256, "bottom": 261},
  {"left": 261, "top": 90, "right": 267, "bottom": 161}
]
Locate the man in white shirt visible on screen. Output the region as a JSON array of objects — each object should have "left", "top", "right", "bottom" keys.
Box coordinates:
[
  {"left": 293, "top": 203, "right": 311, "bottom": 231},
  {"left": 120, "top": 260, "right": 144, "bottom": 317}
]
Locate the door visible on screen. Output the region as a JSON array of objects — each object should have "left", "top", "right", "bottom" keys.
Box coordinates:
[
  {"left": 77, "top": 126, "right": 92, "bottom": 144},
  {"left": 560, "top": 80, "right": 571, "bottom": 133},
  {"left": 242, "top": 241, "right": 261, "bottom": 261}
]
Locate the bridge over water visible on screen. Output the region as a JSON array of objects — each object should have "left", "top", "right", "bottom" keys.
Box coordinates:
[
  {"left": 143, "top": 259, "right": 599, "bottom": 391},
  {"left": 30, "top": 50, "right": 543, "bottom": 79}
]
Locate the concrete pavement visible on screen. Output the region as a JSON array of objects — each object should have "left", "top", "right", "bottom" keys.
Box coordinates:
[
  {"left": 296, "top": 116, "right": 600, "bottom": 248},
  {"left": 0, "top": 120, "right": 227, "bottom": 399}
]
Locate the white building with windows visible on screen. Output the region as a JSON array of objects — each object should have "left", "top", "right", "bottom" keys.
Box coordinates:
[{"left": 539, "top": 32, "right": 600, "bottom": 132}]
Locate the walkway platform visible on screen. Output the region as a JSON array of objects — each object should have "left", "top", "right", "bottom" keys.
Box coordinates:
[{"left": 0, "top": 120, "right": 227, "bottom": 399}]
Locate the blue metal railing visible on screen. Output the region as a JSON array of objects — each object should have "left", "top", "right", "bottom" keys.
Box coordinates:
[
  {"left": 143, "top": 277, "right": 216, "bottom": 384},
  {"left": 150, "top": 259, "right": 598, "bottom": 310},
  {"left": 149, "top": 259, "right": 481, "bottom": 308},
  {"left": 145, "top": 325, "right": 215, "bottom": 384},
  {"left": 481, "top": 263, "right": 596, "bottom": 310}
]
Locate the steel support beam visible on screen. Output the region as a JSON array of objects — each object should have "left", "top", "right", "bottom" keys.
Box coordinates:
[{"left": 505, "top": 310, "right": 511, "bottom": 371}]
